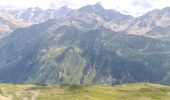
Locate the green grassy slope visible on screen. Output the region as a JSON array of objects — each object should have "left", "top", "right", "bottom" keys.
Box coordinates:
[{"left": 0, "top": 83, "right": 170, "bottom": 100}]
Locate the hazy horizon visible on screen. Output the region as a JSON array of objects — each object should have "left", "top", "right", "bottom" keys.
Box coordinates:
[{"left": 0, "top": 0, "right": 170, "bottom": 16}]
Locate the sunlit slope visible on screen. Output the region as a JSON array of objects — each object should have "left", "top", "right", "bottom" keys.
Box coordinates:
[{"left": 0, "top": 83, "right": 170, "bottom": 100}]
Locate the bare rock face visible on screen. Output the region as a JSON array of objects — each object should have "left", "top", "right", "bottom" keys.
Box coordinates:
[
  {"left": 126, "top": 7, "right": 170, "bottom": 40},
  {"left": 0, "top": 11, "right": 29, "bottom": 39},
  {"left": 7, "top": 6, "right": 72, "bottom": 24}
]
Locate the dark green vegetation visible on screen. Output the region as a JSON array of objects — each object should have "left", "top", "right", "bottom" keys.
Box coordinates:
[
  {"left": 0, "top": 4, "right": 170, "bottom": 85},
  {"left": 0, "top": 83, "right": 170, "bottom": 100}
]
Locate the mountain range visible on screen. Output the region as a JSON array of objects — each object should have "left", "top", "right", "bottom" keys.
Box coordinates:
[{"left": 0, "top": 4, "right": 170, "bottom": 85}]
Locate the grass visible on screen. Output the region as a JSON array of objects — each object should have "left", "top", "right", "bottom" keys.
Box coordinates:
[{"left": 0, "top": 83, "right": 170, "bottom": 100}]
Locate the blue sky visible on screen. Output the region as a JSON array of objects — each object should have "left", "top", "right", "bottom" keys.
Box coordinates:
[{"left": 0, "top": 0, "right": 170, "bottom": 16}]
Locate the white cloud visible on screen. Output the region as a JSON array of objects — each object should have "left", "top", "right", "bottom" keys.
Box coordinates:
[
  {"left": 100, "top": 0, "right": 170, "bottom": 16},
  {"left": 0, "top": 0, "right": 51, "bottom": 9},
  {"left": 0, "top": 0, "right": 170, "bottom": 16},
  {"left": 50, "top": 0, "right": 100, "bottom": 9},
  {"left": 131, "top": 0, "right": 152, "bottom": 8}
]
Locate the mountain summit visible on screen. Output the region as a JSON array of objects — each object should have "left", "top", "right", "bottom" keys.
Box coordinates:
[{"left": 0, "top": 5, "right": 170, "bottom": 85}]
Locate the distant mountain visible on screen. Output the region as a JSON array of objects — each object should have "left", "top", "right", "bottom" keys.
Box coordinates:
[
  {"left": 0, "top": 11, "right": 28, "bottom": 39},
  {"left": 0, "top": 5, "right": 170, "bottom": 85},
  {"left": 0, "top": 4, "right": 170, "bottom": 85},
  {"left": 0, "top": 6, "right": 71, "bottom": 39},
  {"left": 126, "top": 7, "right": 170, "bottom": 40},
  {"left": 6, "top": 6, "right": 72, "bottom": 24},
  {"left": 69, "top": 4, "right": 134, "bottom": 32}
]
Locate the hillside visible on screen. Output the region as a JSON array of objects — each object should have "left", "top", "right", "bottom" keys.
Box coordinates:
[
  {"left": 0, "top": 83, "right": 169, "bottom": 100},
  {"left": 1, "top": 4, "right": 170, "bottom": 85},
  {"left": 0, "top": 18, "right": 169, "bottom": 85}
]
